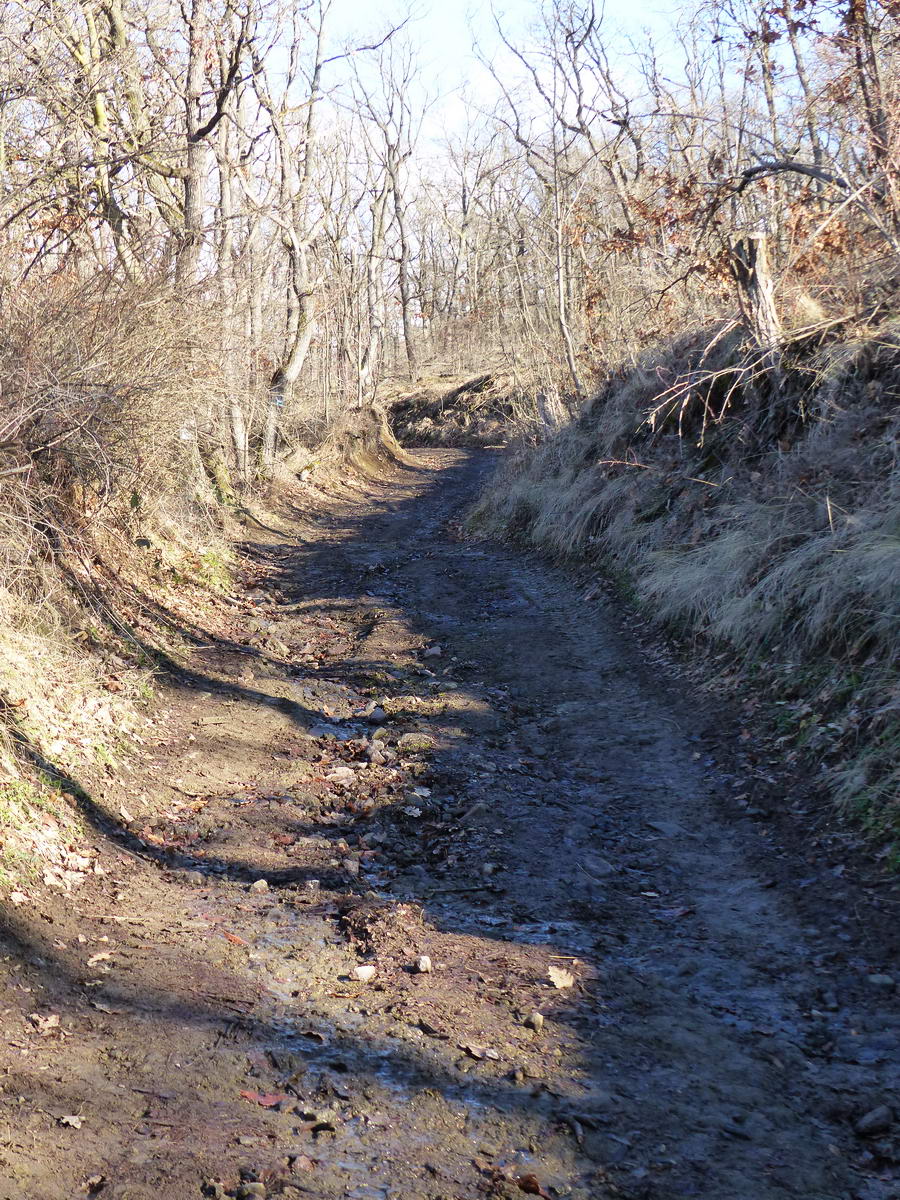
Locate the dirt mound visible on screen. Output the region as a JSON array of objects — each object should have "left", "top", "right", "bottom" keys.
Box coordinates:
[
  {"left": 387, "top": 372, "right": 519, "bottom": 446},
  {"left": 338, "top": 897, "right": 426, "bottom": 957}
]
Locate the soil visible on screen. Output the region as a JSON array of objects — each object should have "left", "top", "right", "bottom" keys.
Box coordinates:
[{"left": 2, "top": 448, "right": 900, "bottom": 1200}]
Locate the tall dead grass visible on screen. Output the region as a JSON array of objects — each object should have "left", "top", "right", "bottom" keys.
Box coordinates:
[
  {"left": 0, "top": 274, "right": 235, "bottom": 796},
  {"left": 475, "top": 317, "right": 900, "bottom": 840}
]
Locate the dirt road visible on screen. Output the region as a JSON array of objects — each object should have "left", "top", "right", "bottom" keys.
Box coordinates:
[{"left": 3, "top": 449, "right": 899, "bottom": 1200}]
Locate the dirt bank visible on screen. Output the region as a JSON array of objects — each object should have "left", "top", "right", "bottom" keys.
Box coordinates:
[{"left": 2, "top": 450, "right": 899, "bottom": 1200}]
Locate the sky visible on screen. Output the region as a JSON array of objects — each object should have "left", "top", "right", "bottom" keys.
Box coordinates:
[
  {"left": 329, "top": 0, "right": 679, "bottom": 141},
  {"left": 418, "top": 0, "right": 674, "bottom": 99}
]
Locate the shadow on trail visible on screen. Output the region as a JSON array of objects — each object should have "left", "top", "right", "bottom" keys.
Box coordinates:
[{"left": 1, "top": 448, "right": 618, "bottom": 1194}]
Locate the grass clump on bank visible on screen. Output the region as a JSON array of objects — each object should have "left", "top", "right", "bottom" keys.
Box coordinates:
[{"left": 475, "top": 316, "right": 900, "bottom": 841}]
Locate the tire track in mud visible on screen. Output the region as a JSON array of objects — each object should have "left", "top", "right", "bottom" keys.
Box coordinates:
[{"left": 3, "top": 448, "right": 898, "bottom": 1200}]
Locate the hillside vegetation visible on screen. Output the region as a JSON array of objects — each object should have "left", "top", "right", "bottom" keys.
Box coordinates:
[{"left": 476, "top": 317, "right": 900, "bottom": 837}]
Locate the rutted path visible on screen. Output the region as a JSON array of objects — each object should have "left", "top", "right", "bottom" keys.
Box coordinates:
[{"left": 3, "top": 449, "right": 899, "bottom": 1200}]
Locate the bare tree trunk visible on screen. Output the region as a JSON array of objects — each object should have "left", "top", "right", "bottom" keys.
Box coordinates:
[
  {"left": 551, "top": 158, "right": 586, "bottom": 399},
  {"left": 392, "top": 178, "right": 418, "bottom": 381},
  {"left": 731, "top": 233, "right": 781, "bottom": 352},
  {"left": 357, "top": 180, "right": 390, "bottom": 406},
  {"left": 176, "top": 0, "right": 208, "bottom": 287}
]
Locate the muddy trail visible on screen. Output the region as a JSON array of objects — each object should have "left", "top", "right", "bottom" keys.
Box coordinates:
[{"left": 3, "top": 449, "right": 900, "bottom": 1200}]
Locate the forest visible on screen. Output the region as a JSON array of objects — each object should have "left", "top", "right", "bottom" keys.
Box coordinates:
[{"left": 0, "top": 1, "right": 899, "bottom": 1197}]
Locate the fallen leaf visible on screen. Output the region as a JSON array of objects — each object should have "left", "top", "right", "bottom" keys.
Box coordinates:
[
  {"left": 458, "top": 1041, "right": 500, "bottom": 1061},
  {"left": 659, "top": 906, "right": 694, "bottom": 921},
  {"left": 28, "top": 1012, "right": 60, "bottom": 1035},
  {"left": 90, "top": 1000, "right": 123, "bottom": 1015},
  {"left": 86, "top": 952, "right": 113, "bottom": 968},
  {"left": 59, "top": 1114, "right": 83, "bottom": 1129},
  {"left": 223, "top": 931, "right": 249, "bottom": 947},
  {"left": 516, "top": 1173, "right": 551, "bottom": 1197},
  {"left": 239, "top": 1090, "right": 289, "bottom": 1109},
  {"left": 547, "top": 965, "right": 575, "bottom": 989}
]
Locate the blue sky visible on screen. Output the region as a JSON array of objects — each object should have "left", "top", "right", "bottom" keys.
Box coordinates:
[
  {"left": 418, "top": 0, "right": 674, "bottom": 92},
  {"left": 324, "top": 0, "right": 680, "bottom": 148}
]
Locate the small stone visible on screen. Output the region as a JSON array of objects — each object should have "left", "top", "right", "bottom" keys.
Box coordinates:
[
  {"left": 397, "top": 732, "right": 434, "bottom": 753},
  {"left": 856, "top": 1105, "right": 893, "bottom": 1136},
  {"left": 342, "top": 857, "right": 360, "bottom": 877},
  {"left": 326, "top": 765, "right": 355, "bottom": 782},
  {"left": 482, "top": 863, "right": 496, "bottom": 877},
  {"left": 237, "top": 1185, "right": 266, "bottom": 1200},
  {"left": 304, "top": 879, "right": 320, "bottom": 895},
  {"left": 250, "top": 878, "right": 269, "bottom": 893},
  {"left": 352, "top": 964, "right": 376, "bottom": 983},
  {"left": 416, "top": 955, "right": 432, "bottom": 974},
  {"left": 525, "top": 1011, "right": 544, "bottom": 1032},
  {"left": 867, "top": 974, "right": 895, "bottom": 990},
  {"left": 185, "top": 870, "right": 206, "bottom": 887},
  {"left": 367, "top": 707, "right": 387, "bottom": 724},
  {"left": 423, "top": 645, "right": 442, "bottom": 658}
]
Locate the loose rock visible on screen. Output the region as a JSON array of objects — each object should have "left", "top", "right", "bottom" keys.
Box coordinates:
[
  {"left": 867, "top": 974, "right": 895, "bottom": 990},
  {"left": 856, "top": 1105, "right": 893, "bottom": 1136},
  {"left": 398, "top": 732, "right": 434, "bottom": 752},
  {"left": 415, "top": 954, "right": 433, "bottom": 974}
]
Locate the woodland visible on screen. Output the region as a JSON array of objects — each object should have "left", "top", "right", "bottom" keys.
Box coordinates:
[{"left": 0, "top": 2, "right": 899, "bottom": 1195}]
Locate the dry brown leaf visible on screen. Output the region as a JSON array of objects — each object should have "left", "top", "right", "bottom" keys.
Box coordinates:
[
  {"left": 547, "top": 964, "right": 575, "bottom": 989},
  {"left": 28, "top": 1012, "right": 60, "bottom": 1035},
  {"left": 516, "top": 1173, "right": 551, "bottom": 1197},
  {"left": 239, "top": 1090, "right": 289, "bottom": 1108}
]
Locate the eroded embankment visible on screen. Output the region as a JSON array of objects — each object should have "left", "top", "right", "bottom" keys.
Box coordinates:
[
  {"left": 385, "top": 372, "right": 528, "bottom": 447},
  {"left": 474, "top": 322, "right": 900, "bottom": 841},
  {"left": 2, "top": 448, "right": 900, "bottom": 1200}
]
